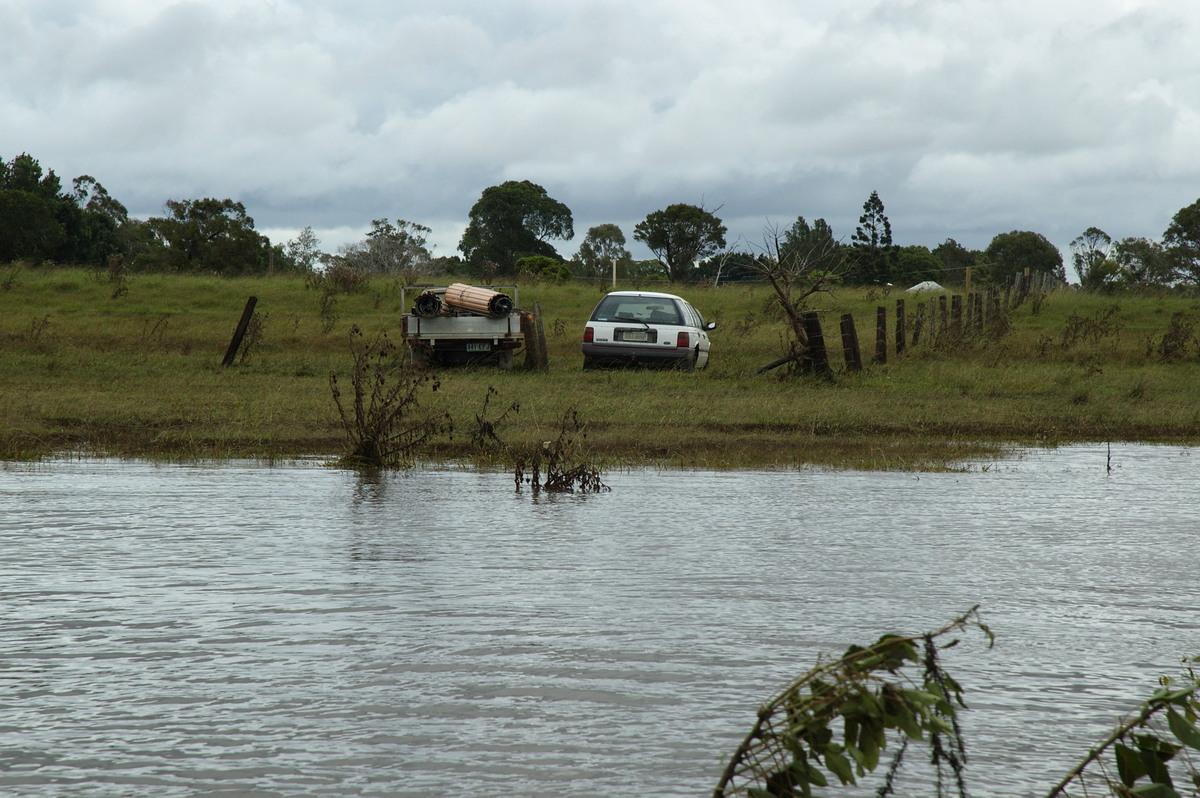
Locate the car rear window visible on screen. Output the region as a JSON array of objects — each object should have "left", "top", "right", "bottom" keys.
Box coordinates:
[{"left": 591, "top": 297, "right": 682, "bottom": 325}]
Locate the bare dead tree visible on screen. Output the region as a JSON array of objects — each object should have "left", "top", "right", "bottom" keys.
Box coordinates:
[{"left": 751, "top": 226, "right": 847, "bottom": 373}]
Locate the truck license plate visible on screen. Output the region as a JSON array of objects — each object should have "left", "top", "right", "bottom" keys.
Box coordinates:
[{"left": 466, "top": 342, "right": 491, "bottom": 352}]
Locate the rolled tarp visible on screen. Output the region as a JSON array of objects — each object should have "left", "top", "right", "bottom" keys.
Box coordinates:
[
  {"left": 443, "top": 283, "right": 514, "bottom": 318},
  {"left": 413, "top": 290, "right": 445, "bottom": 318}
]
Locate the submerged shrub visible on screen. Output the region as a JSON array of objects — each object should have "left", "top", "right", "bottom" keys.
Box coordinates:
[
  {"left": 329, "top": 326, "right": 451, "bottom": 468},
  {"left": 513, "top": 407, "right": 608, "bottom": 494}
]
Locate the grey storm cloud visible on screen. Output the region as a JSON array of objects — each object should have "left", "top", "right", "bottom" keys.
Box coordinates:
[{"left": 3, "top": 0, "right": 1200, "bottom": 261}]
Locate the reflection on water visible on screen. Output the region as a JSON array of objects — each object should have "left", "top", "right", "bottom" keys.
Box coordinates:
[{"left": 2, "top": 445, "right": 1199, "bottom": 797}]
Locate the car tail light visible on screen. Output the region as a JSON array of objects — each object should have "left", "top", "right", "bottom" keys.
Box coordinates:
[
  {"left": 584, "top": 326, "right": 594, "bottom": 343},
  {"left": 676, "top": 331, "right": 690, "bottom": 348}
]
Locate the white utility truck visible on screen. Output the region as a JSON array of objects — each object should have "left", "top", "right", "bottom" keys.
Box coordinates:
[{"left": 400, "top": 283, "right": 524, "bottom": 368}]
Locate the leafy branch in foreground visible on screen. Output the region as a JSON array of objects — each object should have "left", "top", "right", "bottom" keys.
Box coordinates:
[
  {"left": 329, "top": 325, "right": 451, "bottom": 467},
  {"left": 714, "top": 606, "right": 991, "bottom": 798},
  {"left": 1047, "top": 656, "right": 1200, "bottom": 798},
  {"left": 714, "top": 609, "right": 1200, "bottom": 798}
]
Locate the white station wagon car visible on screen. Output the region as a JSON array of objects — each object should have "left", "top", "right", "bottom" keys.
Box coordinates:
[{"left": 581, "top": 290, "right": 716, "bottom": 370}]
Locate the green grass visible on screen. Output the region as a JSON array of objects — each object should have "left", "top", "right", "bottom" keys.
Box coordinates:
[{"left": 3, "top": 266, "right": 1200, "bottom": 468}]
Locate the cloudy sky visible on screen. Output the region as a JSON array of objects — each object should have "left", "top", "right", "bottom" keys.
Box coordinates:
[{"left": 4, "top": 0, "right": 1200, "bottom": 270}]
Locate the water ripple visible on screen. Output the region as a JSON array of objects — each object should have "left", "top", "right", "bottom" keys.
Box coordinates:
[{"left": 1, "top": 446, "right": 1198, "bottom": 796}]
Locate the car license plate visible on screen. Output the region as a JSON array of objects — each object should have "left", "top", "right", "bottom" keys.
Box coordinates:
[
  {"left": 622, "top": 331, "right": 648, "bottom": 342},
  {"left": 466, "top": 342, "right": 491, "bottom": 352}
]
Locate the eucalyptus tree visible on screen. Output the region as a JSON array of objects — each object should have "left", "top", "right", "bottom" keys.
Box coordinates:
[
  {"left": 1070, "top": 227, "right": 1117, "bottom": 290},
  {"left": 0, "top": 153, "right": 127, "bottom": 265},
  {"left": 1163, "top": 198, "right": 1200, "bottom": 283},
  {"left": 633, "top": 203, "right": 726, "bottom": 282},
  {"left": 341, "top": 219, "right": 431, "bottom": 275},
  {"left": 1114, "top": 236, "right": 1174, "bottom": 287},
  {"left": 571, "top": 223, "right": 631, "bottom": 280},
  {"left": 142, "top": 198, "right": 273, "bottom": 274},
  {"left": 932, "top": 238, "right": 977, "bottom": 286},
  {"left": 458, "top": 180, "right": 573, "bottom": 274},
  {"left": 983, "top": 230, "right": 1065, "bottom": 284}
]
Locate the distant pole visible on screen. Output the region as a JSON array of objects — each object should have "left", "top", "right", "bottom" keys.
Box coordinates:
[
  {"left": 874, "top": 306, "right": 887, "bottom": 364},
  {"left": 611, "top": 258, "right": 617, "bottom": 289},
  {"left": 222, "top": 296, "right": 258, "bottom": 367},
  {"left": 965, "top": 266, "right": 972, "bottom": 296}
]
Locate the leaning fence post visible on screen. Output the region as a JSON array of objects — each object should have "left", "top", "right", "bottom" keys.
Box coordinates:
[
  {"left": 874, "top": 306, "right": 887, "bottom": 364},
  {"left": 840, "top": 313, "right": 862, "bottom": 372},
  {"left": 222, "top": 296, "right": 258, "bottom": 367},
  {"left": 801, "top": 311, "right": 831, "bottom": 376}
]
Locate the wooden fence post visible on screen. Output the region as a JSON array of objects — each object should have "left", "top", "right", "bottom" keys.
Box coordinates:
[
  {"left": 912, "top": 302, "right": 926, "bottom": 347},
  {"left": 533, "top": 302, "right": 549, "bottom": 370},
  {"left": 874, "top": 306, "right": 887, "bottom": 364},
  {"left": 801, "top": 311, "right": 831, "bottom": 376},
  {"left": 895, "top": 298, "right": 906, "bottom": 355},
  {"left": 522, "top": 303, "right": 549, "bottom": 370},
  {"left": 222, "top": 296, "right": 258, "bottom": 367},
  {"left": 840, "top": 313, "right": 862, "bottom": 372},
  {"left": 951, "top": 295, "right": 963, "bottom": 334}
]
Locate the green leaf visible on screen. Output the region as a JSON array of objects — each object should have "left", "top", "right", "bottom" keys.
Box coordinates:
[
  {"left": 823, "top": 748, "right": 856, "bottom": 785},
  {"left": 927, "top": 716, "right": 954, "bottom": 736},
  {"left": 889, "top": 703, "right": 923, "bottom": 740},
  {"left": 1168, "top": 707, "right": 1200, "bottom": 751},
  {"left": 899, "top": 689, "right": 941, "bottom": 708},
  {"left": 857, "top": 726, "right": 881, "bottom": 771},
  {"left": 794, "top": 757, "right": 827, "bottom": 788},
  {"left": 845, "top": 742, "right": 868, "bottom": 771},
  {"left": 843, "top": 717, "right": 860, "bottom": 749},
  {"left": 1116, "top": 742, "right": 1147, "bottom": 787}
]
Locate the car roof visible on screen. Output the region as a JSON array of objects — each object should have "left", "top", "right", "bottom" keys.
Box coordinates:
[{"left": 602, "top": 291, "right": 685, "bottom": 301}]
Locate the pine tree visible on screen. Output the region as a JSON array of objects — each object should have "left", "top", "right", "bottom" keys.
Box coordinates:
[{"left": 850, "top": 190, "right": 894, "bottom": 284}]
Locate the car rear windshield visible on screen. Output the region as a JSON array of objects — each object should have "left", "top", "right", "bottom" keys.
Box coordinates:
[{"left": 591, "top": 296, "right": 682, "bottom": 325}]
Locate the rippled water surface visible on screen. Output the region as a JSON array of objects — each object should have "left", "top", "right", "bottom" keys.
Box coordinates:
[{"left": 3, "top": 445, "right": 1199, "bottom": 797}]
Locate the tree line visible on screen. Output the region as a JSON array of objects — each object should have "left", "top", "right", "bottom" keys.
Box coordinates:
[{"left": 5, "top": 152, "right": 1200, "bottom": 289}]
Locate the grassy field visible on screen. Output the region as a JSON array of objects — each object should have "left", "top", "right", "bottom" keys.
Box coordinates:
[{"left": 2, "top": 264, "right": 1199, "bottom": 469}]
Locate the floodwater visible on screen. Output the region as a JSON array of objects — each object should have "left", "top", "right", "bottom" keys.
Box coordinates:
[{"left": 2, "top": 445, "right": 1198, "bottom": 797}]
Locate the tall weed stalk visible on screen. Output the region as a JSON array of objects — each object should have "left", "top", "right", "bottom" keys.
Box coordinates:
[{"left": 329, "top": 326, "right": 451, "bottom": 467}]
